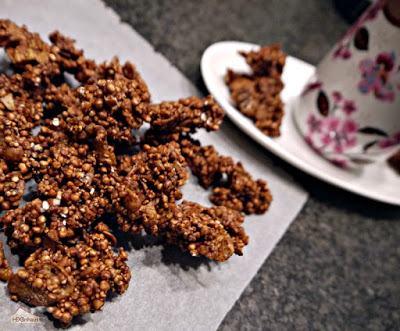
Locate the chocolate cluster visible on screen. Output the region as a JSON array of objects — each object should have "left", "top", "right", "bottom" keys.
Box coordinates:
[
  {"left": 0, "top": 20, "right": 272, "bottom": 326},
  {"left": 226, "top": 44, "right": 287, "bottom": 136}
]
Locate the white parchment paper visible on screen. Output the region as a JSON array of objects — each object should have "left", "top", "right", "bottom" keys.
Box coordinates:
[{"left": 0, "top": 0, "right": 308, "bottom": 330}]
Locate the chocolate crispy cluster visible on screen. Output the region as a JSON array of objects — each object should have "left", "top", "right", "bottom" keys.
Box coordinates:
[
  {"left": 7, "top": 222, "right": 130, "bottom": 325},
  {"left": 226, "top": 44, "right": 287, "bottom": 136},
  {"left": 0, "top": 20, "right": 272, "bottom": 326}
]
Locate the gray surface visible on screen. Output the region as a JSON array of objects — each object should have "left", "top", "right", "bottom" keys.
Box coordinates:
[{"left": 100, "top": 0, "right": 400, "bottom": 330}]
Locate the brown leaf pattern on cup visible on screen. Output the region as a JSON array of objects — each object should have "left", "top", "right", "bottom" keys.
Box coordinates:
[
  {"left": 363, "top": 140, "right": 379, "bottom": 152},
  {"left": 383, "top": 0, "right": 400, "bottom": 28},
  {"left": 354, "top": 27, "right": 369, "bottom": 50},
  {"left": 358, "top": 126, "right": 389, "bottom": 137},
  {"left": 316, "top": 90, "right": 329, "bottom": 116}
]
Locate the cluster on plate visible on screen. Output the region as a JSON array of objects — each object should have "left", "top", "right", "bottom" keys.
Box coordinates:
[
  {"left": 225, "top": 44, "right": 287, "bottom": 136},
  {"left": 0, "top": 20, "right": 272, "bottom": 326}
]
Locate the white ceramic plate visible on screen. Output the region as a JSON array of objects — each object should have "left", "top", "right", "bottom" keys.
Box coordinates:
[{"left": 201, "top": 41, "right": 400, "bottom": 205}]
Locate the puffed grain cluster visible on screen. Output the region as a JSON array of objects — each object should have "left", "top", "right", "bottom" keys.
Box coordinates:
[
  {"left": 0, "top": 20, "right": 273, "bottom": 327},
  {"left": 226, "top": 44, "right": 287, "bottom": 136},
  {"left": 180, "top": 138, "right": 272, "bottom": 214},
  {"left": 8, "top": 223, "right": 130, "bottom": 325}
]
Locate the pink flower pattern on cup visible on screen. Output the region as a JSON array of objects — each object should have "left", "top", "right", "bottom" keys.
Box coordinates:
[
  {"left": 304, "top": 86, "right": 400, "bottom": 167},
  {"left": 305, "top": 91, "right": 360, "bottom": 166},
  {"left": 306, "top": 115, "right": 359, "bottom": 155},
  {"left": 358, "top": 52, "right": 397, "bottom": 102},
  {"left": 378, "top": 132, "right": 400, "bottom": 148},
  {"left": 332, "top": 91, "right": 358, "bottom": 115},
  {"left": 333, "top": 44, "right": 352, "bottom": 60}
]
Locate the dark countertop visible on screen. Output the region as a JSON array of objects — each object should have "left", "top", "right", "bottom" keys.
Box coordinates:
[{"left": 102, "top": 1, "right": 400, "bottom": 330}]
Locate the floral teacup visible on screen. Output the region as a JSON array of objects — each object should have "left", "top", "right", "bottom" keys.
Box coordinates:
[{"left": 294, "top": 0, "right": 400, "bottom": 167}]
